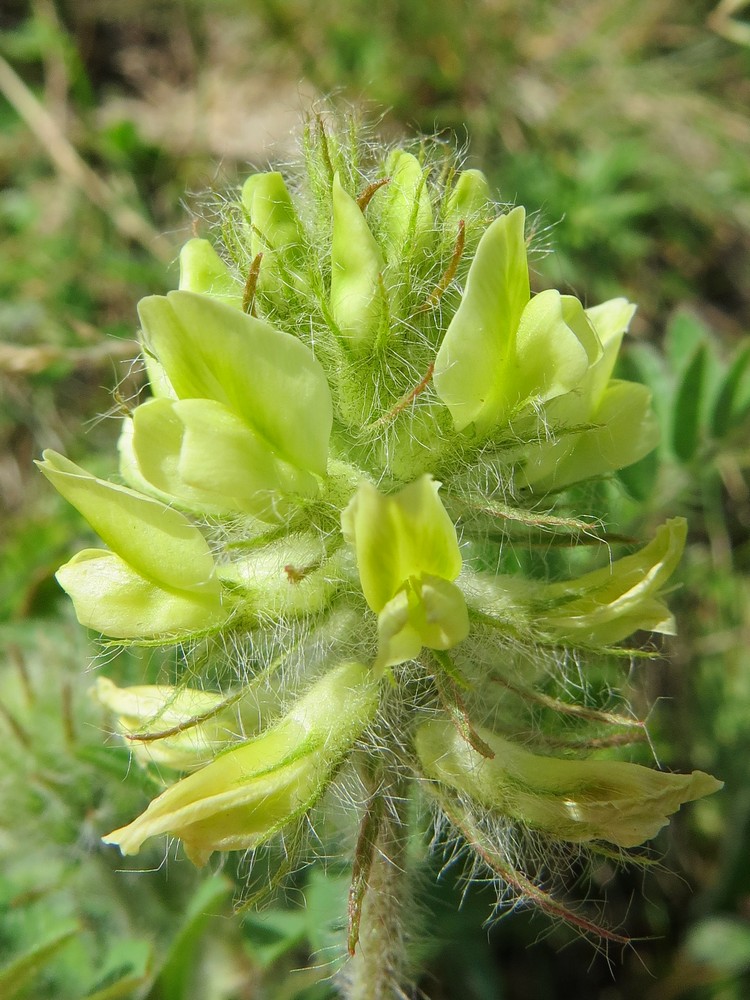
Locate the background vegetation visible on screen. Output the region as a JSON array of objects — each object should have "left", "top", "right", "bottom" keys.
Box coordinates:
[{"left": 1, "top": 0, "right": 749, "bottom": 997}]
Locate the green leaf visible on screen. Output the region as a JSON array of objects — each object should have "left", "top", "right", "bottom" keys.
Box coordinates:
[
  {"left": 684, "top": 917, "right": 750, "bottom": 976},
  {"left": 138, "top": 291, "right": 333, "bottom": 476},
  {"left": 671, "top": 343, "right": 708, "bottom": 462},
  {"left": 0, "top": 925, "right": 78, "bottom": 999},
  {"left": 710, "top": 341, "right": 750, "bottom": 438},
  {"left": 665, "top": 310, "right": 711, "bottom": 369},
  {"left": 150, "top": 876, "right": 232, "bottom": 1000}
]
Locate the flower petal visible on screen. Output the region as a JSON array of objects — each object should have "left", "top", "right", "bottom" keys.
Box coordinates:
[
  {"left": 38, "top": 450, "right": 219, "bottom": 594},
  {"left": 433, "top": 206, "right": 529, "bottom": 431},
  {"left": 56, "top": 549, "right": 226, "bottom": 639},
  {"left": 137, "top": 291, "right": 332, "bottom": 477}
]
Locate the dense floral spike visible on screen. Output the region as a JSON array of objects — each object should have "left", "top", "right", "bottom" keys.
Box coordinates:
[{"left": 41, "top": 119, "right": 719, "bottom": 965}]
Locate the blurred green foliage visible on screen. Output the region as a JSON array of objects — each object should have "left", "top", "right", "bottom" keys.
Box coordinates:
[{"left": 1, "top": 0, "right": 749, "bottom": 997}]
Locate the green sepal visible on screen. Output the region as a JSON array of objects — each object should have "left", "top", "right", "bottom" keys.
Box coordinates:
[{"left": 137, "top": 290, "right": 332, "bottom": 476}]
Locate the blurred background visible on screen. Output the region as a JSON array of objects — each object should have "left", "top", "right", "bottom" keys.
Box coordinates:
[{"left": 1, "top": 1, "right": 749, "bottom": 997}]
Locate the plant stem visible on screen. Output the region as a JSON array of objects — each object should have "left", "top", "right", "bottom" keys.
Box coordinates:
[{"left": 345, "top": 777, "right": 411, "bottom": 1000}]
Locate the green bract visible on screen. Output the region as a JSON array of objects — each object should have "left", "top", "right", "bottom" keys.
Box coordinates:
[{"left": 41, "top": 121, "right": 719, "bottom": 947}]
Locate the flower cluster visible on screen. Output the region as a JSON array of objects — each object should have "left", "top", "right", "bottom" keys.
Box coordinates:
[{"left": 41, "top": 120, "right": 719, "bottom": 942}]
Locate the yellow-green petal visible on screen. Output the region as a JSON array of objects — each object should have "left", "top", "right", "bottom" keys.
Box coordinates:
[
  {"left": 433, "top": 207, "right": 529, "bottom": 431},
  {"left": 93, "top": 677, "right": 267, "bottom": 771},
  {"left": 56, "top": 549, "right": 226, "bottom": 639},
  {"left": 341, "top": 475, "right": 462, "bottom": 612},
  {"left": 127, "top": 397, "right": 317, "bottom": 520},
  {"left": 137, "top": 290, "right": 332, "bottom": 476},
  {"left": 103, "top": 662, "right": 379, "bottom": 865},
  {"left": 38, "top": 450, "right": 219, "bottom": 594}
]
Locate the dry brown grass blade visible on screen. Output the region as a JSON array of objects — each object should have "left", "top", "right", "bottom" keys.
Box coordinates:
[{"left": 0, "top": 54, "right": 173, "bottom": 262}]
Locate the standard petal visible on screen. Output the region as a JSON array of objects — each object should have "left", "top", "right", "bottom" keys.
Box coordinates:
[
  {"left": 137, "top": 290, "right": 332, "bottom": 476},
  {"left": 434, "top": 207, "right": 530, "bottom": 431},
  {"left": 341, "top": 475, "right": 463, "bottom": 612}
]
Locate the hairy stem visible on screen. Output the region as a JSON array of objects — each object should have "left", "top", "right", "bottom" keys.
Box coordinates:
[{"left": 344, "top": 776, "right": 411, "bottom": 1000}]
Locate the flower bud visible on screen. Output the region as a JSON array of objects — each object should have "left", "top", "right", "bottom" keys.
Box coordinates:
[
  {"left": 178, "top": 238, "right": 243, "bottom": 308},
  {"left": 103, "top": 662, "right": 379, "bottom": 866},
  {"left": 241, "top": 171, "right": 307, "bottom": 304},
  {"left": 417, "top": 720, "right": 722, "bottom": 848},
  {"left": 330, "top": 172, "right": 386, "bottom": 350},
  {"left": 375, "top": 149, "right": 433, "bottom": 263}
]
